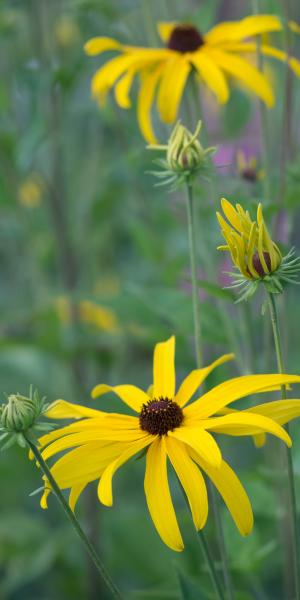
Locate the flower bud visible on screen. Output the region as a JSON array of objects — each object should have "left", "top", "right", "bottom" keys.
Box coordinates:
[{"left": 0, "top": 387, "right": 51, "bottom": 448}]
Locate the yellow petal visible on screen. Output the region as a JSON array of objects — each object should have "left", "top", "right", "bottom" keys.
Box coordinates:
[
  {"left": 137, "top": 64, "right": 164, "bottom": 143},
  {"left": 84, "top": 36, "right": 121, "bottom": 56},
  {"left": 38, "top": 417, "right": 107, "bottom": 450},
  {"left": 144, "top": 437, "right": 183, "bottom": 551},
  {"left": 190, "top": 449, "right": 253, "bottom": 536},
  {"left": 208, "top": 49, "right": 274, "bottom": 107},
  {"left": 45, "top": 399, "right": 103, "bottom": 420},
  {"left": 220, "top": 198, "right": 243, "bottom": 231},
  {"left": 205, "top": 15, "right": 282, "bottom": 45},
  {"left": 98, "top": 436, "right": 153, "bottom": 506},
  {"left": 157, "top": 22, "right": 177, "bottom": 43},
  {"left": 169, "top": 426, "right": 222, "bottom": 467},
  {"left": 69, "top": 483, "right": 87, "bottom": 512},
  {"left": 51, "top": 442, "right": 126, "bottom": 489},
  {"left": 201, "top": 412, "right": 291, "bottom": 447},
  {"left": 289, "top": 20, "right": 300, "bottom": 35},
  {"left": 114, "top": 67, "right": 137, "bottom": 108},
  {"left": 246, "top": 399, "right": 300, "bottom": 426},
  {"left": 191, "top": 51, "right": 229, "bottom": 103},
  {"left": 40, "top": 486, "right": 51, "bottom": 510},
  {"left": 91, "top": 54, "right": 142, "bottom": 100},
  {"left": 91, "top": 383, "right": 149, "bottom": 412},
  {"left": 175, "top": 353, "right": 234, "bottom": 407},
  {"left": 220, "top": 42, "right": 300, "bottom": 78},
  {"left": 185, "top": 374, "right": 300, "bottom": 419},
  {"left": 156, "top": 56, "right": 191, "bottom": 123},
  {"left": 153, "top": 335, "right": 176, "bottom": 399},
  {"left": 165, "top": 437, "right": 208, "bottom": 530}
]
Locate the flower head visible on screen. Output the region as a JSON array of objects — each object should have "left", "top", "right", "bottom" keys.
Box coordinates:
[
  {"left": 217, "top": 199, "right": 300, "bottom": 300},
  {"left": 149, "top": 120, "right": 215, "bottom": 188},
  {"left": 236, "top": 150, "right": 264, "bottom": 183},
  {"left": 38, "top": 337, "right": 300, "bottom": 551},
  {"left": 0, "top": 387, "right": 52, "bottom": 450},
  {"left": 84, "top": 16, "right": 300, "bottom": 142}
]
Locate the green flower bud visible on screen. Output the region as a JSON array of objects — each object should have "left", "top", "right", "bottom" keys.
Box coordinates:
[
  {"left": 148, "top": 120, "right": 216, "bottom": 189},
  {"left": 0, "top": 387, "right": 52, "bottom": 449}
]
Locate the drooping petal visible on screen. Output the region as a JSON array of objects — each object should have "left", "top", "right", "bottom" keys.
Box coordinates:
[
  {"left": 144, "top": 437, "right": 183, "bottom": 551},
  {"left": 84, "top": 37, "right": 122, "bottom": 56},
  {"left": 38, "top": 417, "right": 108, "bottom": 450},
  {"left": 69, "top": 483, "right": 87, "bottom": 512},
  {"left": 205, "top": 15, "right": 282, "bottom": 45},
  {"left": 50, "top": 442, "right": 126, "bottom": 489},
  {"left": 175, "top": 353, "right": 234, "bottom": 407},
  {"left": 219, "top": 42, "right": 300, "bottom": 78},
  {"left": 137, "top": 64, "right": 164, "bottom": 143},
  {"left": 153, "top": 335, "right": 176, "bottom": 399},
  {"left": 169, "top": 426, "right": 222, "bottom": 467},
  {"left": 98, "top": 436, "right": 153, "bottom": 506},
  {"left": 165, "top": 436, "right": 208, "bottom": 530},
  {"left": 246, "top": 399, "right": 300, "bottom": 426},
  {"left": 41, "top": 427, "right": 146, "bottom": 461},
  {"left": 191, "top": 51, "right": 229, "bottom": 103},
  {"left": 91, "top": 383, "right": 149, "bottom": 412},
  {"left": 190, "top": 449, "right": 253, "bottom": 535},
  {"left": 185, "top": 374, "right": 300, "bottom": 419},
  {"left": 114, "top": 67, "right": 138, "bottom": 108},
  {"left": 200, "top": 412, "right": 291, "bottom": 446},
  {"left": 156, "top": 56, "right": 191, "bottom": 123},
  {"left": 45, "top": 399, "right": 103, "bottom": 420},
  {"left": 207, "top": 49, "right": 274, "bottom": 107}
]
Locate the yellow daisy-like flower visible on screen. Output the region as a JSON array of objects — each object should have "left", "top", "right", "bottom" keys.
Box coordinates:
[
  {"left": 217, "top": 198, "right": 282, "bottom": 280},
  {"left": 236, "top": 150, "right": 264, "bottom": 183},
  {"left": 38, "top": 336, "right": 300, "bottom": 551},
  {"left": 84, "top": 15, "right": 300, "bottom": 143}
]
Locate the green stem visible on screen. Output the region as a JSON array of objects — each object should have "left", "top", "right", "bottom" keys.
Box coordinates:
[
  {"left": 186, "top": 182, "right": 203, "bottom": 368},
  {"left": 266, "top": 292, "right": 300, "bottom": 600},
  {"left": 197, "top": 531, "right": 226, "bottom": 600},
  {"left": 185, "top": 181, "right": 233, "bottom": 600},
  {"left": 24, "top": 435, "right": 123, "bottom": 600}
]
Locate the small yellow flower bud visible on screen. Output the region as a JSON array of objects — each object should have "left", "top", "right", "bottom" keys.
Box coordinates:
[{"left": 0, "top": 388, "right": 51, "bottom": 448}]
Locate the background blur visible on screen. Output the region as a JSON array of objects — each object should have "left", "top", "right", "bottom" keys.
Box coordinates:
[{"left": 1, "top": 0, "right": 300, "bottom": 598}]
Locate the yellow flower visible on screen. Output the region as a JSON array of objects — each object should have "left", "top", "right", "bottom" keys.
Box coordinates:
[
  {"left": 236, "top": 150, "right": 264, "bottom": 183},
  {"left": 38, "top": 336, "right": 300, "bottom": 551},
  {"left": 84, "top": 15, "right": 300, "bottom": 143},
  {"left": 18, "top": 173, "right": 44, "bottom": 208},
  {"left": 54, "top": 16, "right": 80, "bottom": 48},
  {"left": 217, "top": 198, "right": 282, "bottom": 280},
  {"left": 54, "top": 297, "right": 119, "bottom": 333}
]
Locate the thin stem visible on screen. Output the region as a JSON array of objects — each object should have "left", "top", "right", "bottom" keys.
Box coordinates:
[
  {"left": 185, "top": 181, "right": 233, "bottom": 600},
  {"left": 197, "top": 531, "right": 226, "bottom": 600},
  {"left": 266, "top": 292, "right": 300, "bottom": 600},
  {"left": 24, "top": 435, "right": 123, "bottom": 600},
  {"left": 186, "top": 182, "right": 203, "bottom": 368}
]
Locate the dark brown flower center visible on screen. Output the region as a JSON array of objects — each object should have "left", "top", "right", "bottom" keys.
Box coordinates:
[
  {"left": 241, "top": 168, "right": 258, "bottom": 183},
  {"left": 250, "top": 251, "right": 272, "bottom": 277},
  {"left": 167, "top": 25, "right": 204, "bottom": 53},
  {"left": 139, "top": 397, "right": 183, "bottom": 436}
]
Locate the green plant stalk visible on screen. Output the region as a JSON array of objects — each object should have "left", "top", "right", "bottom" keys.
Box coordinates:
[
  {"left": 24, "top": 435, "right": 123, "bottom": 600},
  {"left": 197, "top": 531, "right": 226, "bottom": 600},
  {"left": 266, "top": 292, "right": 300, "bottom": 600},
  {"left": 185, "top": 182, "right": 233, "bottom": 600}
]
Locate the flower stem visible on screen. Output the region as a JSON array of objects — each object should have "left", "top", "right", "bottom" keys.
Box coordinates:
[
  {"left": 197, "top": 531, "right": 226, "bottom": 600},
  {"left": 186, "top": 182, "right": 203, "bottom": 368},
  {"left": 24, "top": 435, "right": 123, "bottom": 600},
  {"left": 266, "top": 291, "right": 300, "bottom": 600},
  {"left": 185, "top": 181, "right": 233, "bottom": 600}
]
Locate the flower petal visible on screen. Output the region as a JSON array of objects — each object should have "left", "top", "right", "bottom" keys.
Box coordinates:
[
  {"left": 114, "top": 67, "right": 138, "bottom": 108},
  {"left": 190, "top": 449, "right": 253, "bottom": 535},
  {"left": 157, "top": 22, "right": 177, "bottom": 43},
  {"left": 205, "top": 15, "right": 282, "bottom": 45},
  {"left": 169, "top": 426, "right": 222, "bottom": 467},
  {"left": 69, "top": 483, "right": 87, "bottom": 512},
  {"left": 201, "top": 412, "right": 291, "bottom": 446},
  {"left": 91, "top": 54, "right": 142, "bottom": 100},
  {"left": 137, "top": 64, "right": 164, "bottom": 143},
  {"left": 246, "top": 399, "right": 300, "bottom": 426},
  {"left": 45, "top": 399, "right": 103, "bottom": 420},
  {"left": 84, "top": 36, "right": 122, "bottom": 56},
  {"left": 98, "top": 436, "right": 153, "bottom": 506},
  {"left": 156, "top": 56, "right": 191, "bottom": 123},
  {"left": 191, "top": 51, "right": 229, "bottom": 103},
  {"left": 153, "top": 335, "right": 176, "bottom": 399},
  {"left": 144, "top": 437, "right": 183, "bottom": 551},
  {"left": 207, "top": 48, "right": 274, "bottom": 107},
  {"left": 185, "top": 374, "right": 300, "bottom": 418},
  {"left": 165, "top": 436, "right": 208, "bottom": 530},
  {"left": 175, "top": 353, "right": 234, "bottom": 407},
  {"left": 91, "top": 383, "right": 149, "bottom": 412}
]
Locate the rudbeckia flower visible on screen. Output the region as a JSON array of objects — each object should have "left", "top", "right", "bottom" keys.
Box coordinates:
[
  {"left": 236, "top": 150, "right": 264, "bottom": 183},
  {"left": 84, "top": 15, "right": 300, "bottom": 143},
  {"left": 38, "top": 337, "right": 300, "bottom": 551}
]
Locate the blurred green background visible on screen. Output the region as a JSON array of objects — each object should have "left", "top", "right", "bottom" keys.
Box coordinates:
[{"left": 1, "top": 0, "right": 300, "bottom": 598}]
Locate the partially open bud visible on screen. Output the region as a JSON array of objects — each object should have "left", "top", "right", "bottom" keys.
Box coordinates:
[
  {"left": 217, "top": 198, "right": 300, "bottom": 301},
  {"left": 0, "top": 388, "right": 51, "bottom": 449},
  {"left": 148, "top": 120, "right": 215, "bottom": 188}
]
